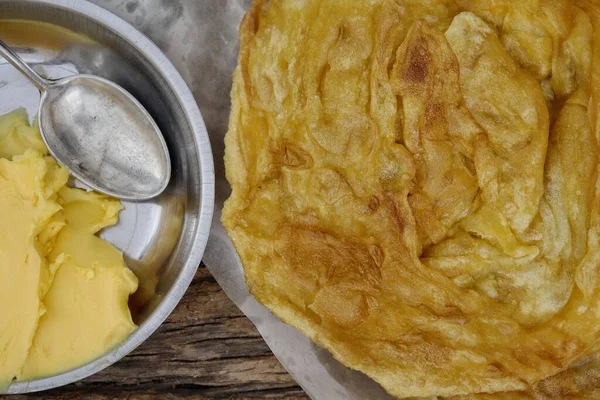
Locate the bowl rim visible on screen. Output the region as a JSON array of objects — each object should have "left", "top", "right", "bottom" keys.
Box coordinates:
[{"left": 3, "top": 0, "right": 215, "bottom": 394}]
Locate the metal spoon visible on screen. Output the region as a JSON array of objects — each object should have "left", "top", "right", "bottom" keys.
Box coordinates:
[{"left": 0, "top": 39, "right": 171, "bottom": 201}]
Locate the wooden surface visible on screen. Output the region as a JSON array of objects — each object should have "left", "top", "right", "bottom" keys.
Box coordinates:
[{"left": 14, "top": 265, "right": 308, "bottom": 399}]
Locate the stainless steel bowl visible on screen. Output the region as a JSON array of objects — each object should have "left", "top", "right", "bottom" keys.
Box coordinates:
[{"left": 0, "top": 0, "right": 214, "bottom": 393}]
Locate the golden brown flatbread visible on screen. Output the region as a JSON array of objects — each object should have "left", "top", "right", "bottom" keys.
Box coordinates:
[{"left": 223, "top": 0, "right": 600, "bottom": 398}]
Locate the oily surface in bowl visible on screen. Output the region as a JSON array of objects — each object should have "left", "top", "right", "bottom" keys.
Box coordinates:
[{"left": 223, "top": 0, "right": 600, "bottom": 397}]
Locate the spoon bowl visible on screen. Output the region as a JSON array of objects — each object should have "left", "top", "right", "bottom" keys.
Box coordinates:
[
  {"left": 0, "top": 38, "right": 171, "bottom": 200},
  {"left": 40, "top": 75, "right": 171, "bottom": 200}
]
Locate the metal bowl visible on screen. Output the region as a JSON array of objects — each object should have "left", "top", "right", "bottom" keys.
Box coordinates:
[{"left": 0, "top": 0, "right": 214, "bottom": 393}]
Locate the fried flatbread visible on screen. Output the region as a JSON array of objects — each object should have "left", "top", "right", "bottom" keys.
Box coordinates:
[{"left": 223, "top": 0, "right": 600, "bottom": 397}]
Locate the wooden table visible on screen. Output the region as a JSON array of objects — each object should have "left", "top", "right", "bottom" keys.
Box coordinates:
[{"left": 16, "top": 265, "right": 308, "bottom": 399}]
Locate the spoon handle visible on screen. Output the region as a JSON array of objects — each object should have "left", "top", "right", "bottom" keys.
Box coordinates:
[{"left": 0, "top": 38, "right": 48, "bottom": 91}]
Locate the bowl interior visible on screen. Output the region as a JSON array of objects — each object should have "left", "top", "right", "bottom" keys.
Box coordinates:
[{"left": 0, "top": 0, "right": 212, "bottom": 393}]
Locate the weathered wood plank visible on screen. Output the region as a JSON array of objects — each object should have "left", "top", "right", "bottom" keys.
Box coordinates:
[{"left": 12, "top": 265, "right": 308, "bottom": 399}]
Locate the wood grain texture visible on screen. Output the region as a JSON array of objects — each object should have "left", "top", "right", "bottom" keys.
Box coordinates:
[{"left": 14, "top": 264, "right": 309, "bottom": 399}]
